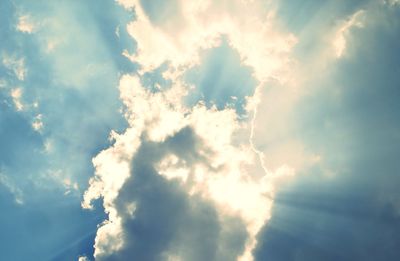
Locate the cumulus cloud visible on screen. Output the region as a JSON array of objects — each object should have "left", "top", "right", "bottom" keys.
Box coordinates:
[
  {"left": 83, "top": 74, "right": 283, "bottom": 260},
  {"left": 80, "top": 0, "right": 305, "bottom": 260},
  {"left": 81, "top": 0, "right": 379, "bottom": 260},
  {"left": 1, "top": 0, "right": 396, "bottom": 260}
]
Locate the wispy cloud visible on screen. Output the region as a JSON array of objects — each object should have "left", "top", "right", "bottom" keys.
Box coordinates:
[
  {"left": 333, "top": 10, "right": 365, "bottom": 58},
  {"left": 0, "top": 173, "right": 23, "bottom": 204},
  {"left": 10, "top": 87, "right": 24, "bottom": 111},
  {"left": 16, "top": 15, "right": 36, "bottom": 34},
  {"left": 2, "top": 55, "right": 26, "bottom": 81}
]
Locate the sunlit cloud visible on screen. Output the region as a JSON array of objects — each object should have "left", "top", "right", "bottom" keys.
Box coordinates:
[
  {"left": 2, "top": 55, "right": 26, "bottom": 81},
  {"left": 78, "top": 256, "right": 90, "bottom": 261},
  {"left": 31, "top": 114, "right": 43, "bottom": 132},
  {"left": 83, "top": 1, "right": 300, "bottom": 257},
  {"left": 1, "top": 0, "right": 400, "bottom": 260},
  {"left": 83, "top": 72, "right": 282, "bottom": 260},
  {"left": 16, "top": 15, "right": 36, "bottom": 34},
  {"left": 10, "top": 87, "right": 24, "bottom": 111},
  {"left": 333, "top": 10, "right": 365, "bottom": 58}
]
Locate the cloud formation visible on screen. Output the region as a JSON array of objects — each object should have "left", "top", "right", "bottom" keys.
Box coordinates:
[
  {"left": 83, "top": 73, "right": 279, "bottom": 260},
  {"left": 0, "top": 173, "right": 23, "bottom": 204},
  {"left": 333, "top": 10, "right": 365, "bottom": 58},
  {"left": 82, "top": 1, "right": 303, "bottom": 260},
  {"left": 2, "top": 54, "right": 26, "bottom": 81},
  {"left": 2, "top": 0, "right": 398, "bottom": 260},
  {"left": 16, "top": 15, "right": 36, "bottom": 34},
  {"left": 81, "top": 1, "right": 400, "bottom": 260}
]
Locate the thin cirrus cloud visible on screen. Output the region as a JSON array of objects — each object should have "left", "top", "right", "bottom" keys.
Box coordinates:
[{"left": 1, "top": 0, "right": 400, "bottom": 261}]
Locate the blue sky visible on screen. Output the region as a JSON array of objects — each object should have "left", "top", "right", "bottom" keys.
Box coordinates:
[{"left": 1, "top": 0, "right": 400, "bottom": 260}]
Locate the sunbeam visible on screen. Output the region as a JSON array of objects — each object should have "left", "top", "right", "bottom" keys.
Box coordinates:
[{"left": 1, "top": 0, "right": 400, "bottom": 260}]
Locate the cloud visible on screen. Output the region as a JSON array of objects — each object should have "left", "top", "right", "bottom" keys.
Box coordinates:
[
  {"left": 0, "top": 0, "right": 131, "bottom": 194},
  {"left": 1, "top": 0, "right": 398, "bottom": 260},
  {"left": 10, "top": 87, "right": 24, "bottom": 111},
  {"left": 2, "top": 55, "right": 26, "bottom": 81},
  {"left": 333, "top": 10, "right": 365, "bottom": 58},
  {"left": 0, "top": 173, "right": 23, "bottom": 204},
  {"left": 83, "top": 71, "right": 297, "bottom": 260},
  {"left": 0, "top": 1, "right": 137, "bottom": 260},
  {"left": 77, "top": 1, "right": 399, "bottom": 261},
  {"left": 120, "top": 0, "right": 296, "bottom": 82},
  {"left": 78, "top": 256, "right": 90, "bottom": 261},
  {"left": 81, "top": 1, "right": 307, "bottom": 260},
  {"left": 254, "top": 2, "right": 400, "bottom": 260},
  {"left": 31, "top": 113, "right": 43, "bottom": 132},
  {"left": 16, "top": 15, "right": 36, "bottom": 34}
]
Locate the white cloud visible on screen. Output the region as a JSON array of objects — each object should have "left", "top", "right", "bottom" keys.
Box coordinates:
[
  {"left": 121, "top": 0, "right": 296, "bottom": 82},
  {"left": 10, "top": 88, "right": 24, "bottom": 111},
  {"left": 32, "top": 169, "right": 80, "bottom": 196},
  {"left": 81, "top": 0, "right": 303, "bottom": 260},
  {"left": 32, "top": 114, "right": 44, "bottom": 132},
  {"left": 83, "top": 73, "right": 298, "bottom": 260},
  {"left": 83, "top": 0, "right": 376, "bottom": 260},
  {"left": 77, "top": 256, "right": 89, "bottom": 261},
  {"left": 2, "top": 55, "right": 26, "bottom": 81},
  {"left": 115, "top": 0, "right": 135, "bottom": 10},
  {"left": 16, "top": 15, "right": 36, "bottom": 34},
  {"left": 333, "top": 10, "right": 365, "bottom": 58},
  {"left": 0, "top": 173, "right": 24, "bottom": 205}
]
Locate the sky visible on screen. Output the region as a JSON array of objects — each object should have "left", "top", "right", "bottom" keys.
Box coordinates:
[{"left": 0, "top": 0, "right": 400, "bottom": 260}]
